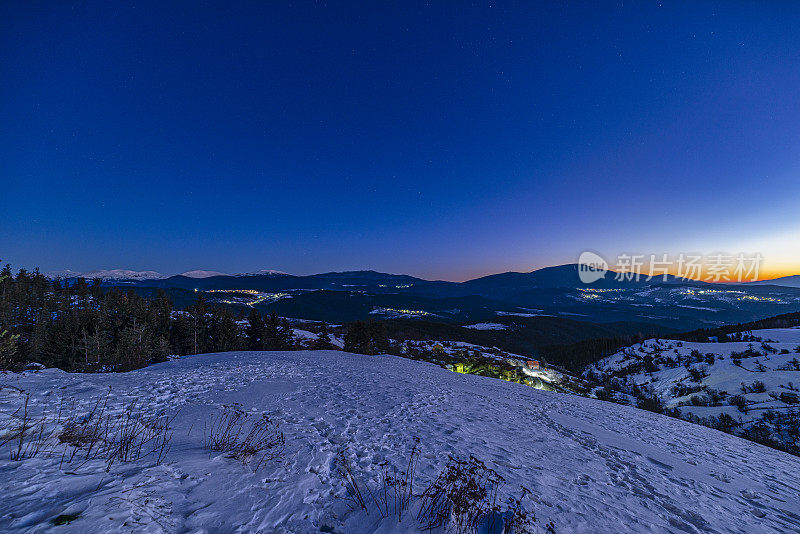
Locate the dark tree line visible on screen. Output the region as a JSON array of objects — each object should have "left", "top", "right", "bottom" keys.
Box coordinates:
[
  {"left": 0, "top": 264, "right": 295, "bottom": 372},
  {"left": 677, "top": 311, "right": 800, "bottom": 343},
  {"left": 343, "top": 320, "right": 389, "bottom": 355},
  {"left": 538, "top": 333, "right": 657, "bottom": 373}
]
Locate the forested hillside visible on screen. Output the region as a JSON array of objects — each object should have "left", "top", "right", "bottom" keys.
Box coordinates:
[{"left": 0, "top": 265, "right": 294, "bottom": 372}]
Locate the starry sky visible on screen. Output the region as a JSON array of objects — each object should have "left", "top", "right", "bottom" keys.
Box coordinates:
[{"left": 2, "top": 1, "right": 799, "bottom": 281}]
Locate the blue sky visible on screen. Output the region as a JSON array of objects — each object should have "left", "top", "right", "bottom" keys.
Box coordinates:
[{"left": 2, "top": 1, "right": 799, "bottom": 280}]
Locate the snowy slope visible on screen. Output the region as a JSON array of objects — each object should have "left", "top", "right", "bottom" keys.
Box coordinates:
[
  {"left": 292, "top": 328, "right": 345, "bottom": 348},
  {"left": 586, "top": 328, "right": 800, "bottom": 449},
  {"left": 2, "top": 350, "right": 800, "bottom": 533}
]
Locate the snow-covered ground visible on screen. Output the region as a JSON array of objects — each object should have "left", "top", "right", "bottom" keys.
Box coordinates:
[
  {"left": 586, "top": 328, "right": 800, "bottom": 450},
  {"left": 587, "top": 329, "right": 800, "bottom": 414},
  {"left": 401, "top": 339, "right": 518, "bottom": 361},
  {"left": 292, "top": 328, "right": 345, "bottom": 348},
  {"left": 2, "top": 350, "right": 800, "bottom": 533}
]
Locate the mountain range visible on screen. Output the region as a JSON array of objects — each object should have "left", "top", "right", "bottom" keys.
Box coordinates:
[
  {"left": 54, "top": 265, "right": 660, "bottom": 297},
  {"left": 46, "top": 264, "right": 800, "bottom": 333},
  {"left": 47, "top": 264, "right": 800, "bottom": 288},
  {"left": 46, "top": 268, "right": 288, "bottom": 281}
]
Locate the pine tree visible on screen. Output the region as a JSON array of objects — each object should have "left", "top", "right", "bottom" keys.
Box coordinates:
[
  {"left": 152, "top": 335, "right": 171, "bottom": 363},
  {"left": 186, "top": 295, "right": 209, "bottom": 354},
  {"left": 208, "top": 306, "right": 242, "bottom": 352},
  {"left": 74, "top": 277, "right": 90, "bottom": 299},
  {"left": 171, "top": 313, "right": 196, "bottom": 356},
  {"left": 344, "top": 321, "right": 367, "bottom": 353},
  {"left": 0, "top": 326, "right": 19, "bottom": 370},
  {"left": 115, "top": 319, "right": 152, "bottom": 371},
  {"left": 81, "top": 323, "right": 110, "bottom": 369},
  {"left": 278, "top": 316, "right": 294, "bottom": 349},
  {"left": 0, "top": 272, "right": 20, "bottom": 370},
  {"left": 90, "top": 278, "right": 104, "bottom": 300},
  {"left": 246, "top": 308, "right": 266, "bottom": 350},
  {"left": 151, "top": 289, "right": 173, "bottom": 341},
  {"left": 313, "top": 321, "right": 334, "bottom": 350},
  {"left": 263, "top": 311, "right": 293, "bottom": 350},
  {"left": 344, "top": 320, "right": 389, "bottom": 355}
]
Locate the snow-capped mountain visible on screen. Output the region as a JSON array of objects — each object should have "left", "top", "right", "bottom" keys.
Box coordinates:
[
  {"left": 2, "top": 349, "right": 799, "bottom": 532},
  {"left": 178, "top": 270, "right": 229, "bottom": 278},
  {"left": 179, "top": 269, "right": 288, "bottom": 278},
  {"left": 46, "top": 269, "right": 164, "bottom": 281},
  {"left": 234, "top": 269, "right": 288, "bottom": 277},
  {"left": 46, "top": 268, "right": 289, "bottom": 280}
]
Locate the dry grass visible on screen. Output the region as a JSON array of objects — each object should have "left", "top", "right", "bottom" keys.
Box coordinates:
[
  {"left": 56, "top": 391, "right": 175, "bottom": 471},
  {"left": 204, "top": 403, "right": 285, "bottom": 470},
  {"left": 1, "top": 387, "right": 175, "bottom": 470},
  {"left": 2, "top": 393, "right": 48, "bottom": 460},
  {"left": 336, "top": 436, "right": 420, "bottom": 523},
  {"left": 333, "top": 439, "right": 546, "bottom": 533}
]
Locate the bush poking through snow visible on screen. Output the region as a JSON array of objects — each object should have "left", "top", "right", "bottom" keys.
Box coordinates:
[
  {"left": 103, "top": 402, "right": 175, "bottom": 469},
  {"left": 204, "top": 403, "right": 285, "bottom": 470},
  {"left": 335, "top": 448, "right": 371, "bottom": 513},
  {"left": 58, "top": 393, "right": 175, "bottom": 471},
  {"left": 1, "top": 387, "right": 175, "bottom": 469},
  {"left": 2, "top": 393, "right": 47, "bottom": 460},
  {"left": 417, "top": 455, "right": 537, "bottom": 534},
  {"left": 335, "top": 437, "right": 421, "bottom": 523},
  {"left": 51, "top": 513, "right": 81, "bottom": 526},
  {"left": 729, "top": 395, "right": 749, "bottom": 413},
  {"left": 334, "top": 442, "right": 544, "bottom": 533}
]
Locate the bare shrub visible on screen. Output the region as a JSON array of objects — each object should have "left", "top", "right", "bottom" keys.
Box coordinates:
[
  {"left": 417, "top": 455, "right": 508, "bottom": 533},
  {"left": 730, "top": 394, "right": 749, "bottom": 413},
  {"left": 417, "top": 456, "right": 540, "bottom": 534},
  {"left": 335, "top": 449, "right": 370, "bottom": 512},
  {"left": 332, "top": 441, "right": 543, "bottom": 533},
  {"left": 417, "top": 455, "right": 539, "bottom": 533},
  {"left": 204, "top": 403, "right": 285, "bottom": 470},
  {"left": 335, "top": 437, "right": 420, "bottom": 522},
  {"left": 2, "top": 388, "right": 174, "bottom": 469},
  {"left": 333, "top": 441, "right": 543, "bottom": 533},
  {"left": 57, "top": 390, "right": 112, "bottom": 461},
  {"left": 1, "top": 393, "right": 48, "bottom": 460},
  {"left": 57, "top": 393, "right": 175, "bottom": 470},
  {"left": 103, "top": 400, "right": 175, "bottom": 469}
]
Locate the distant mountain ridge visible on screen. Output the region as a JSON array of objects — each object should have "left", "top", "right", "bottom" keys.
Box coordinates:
[
  {"left": 46, "top": 263, "right": 749, "bottom": 288},
  {"left": 235, "top": 269, "right": 289, "bottom": 277},
  {"left": 45, "top": 269, "right": 165, "bottom": 281},
  {"left": 747, "top": 275, "right": 800, "bottom": 288},
  {"left": 44, "top": 264, "right": 800, "bottom": 331},
  {"left": 180, "top": 270, "right": 229, "bottom": 278},
  {"left": 46, "top": 268, "right": 288, "bottom": 281}
]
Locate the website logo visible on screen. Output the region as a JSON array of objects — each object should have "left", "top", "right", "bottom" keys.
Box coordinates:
[{"left": 578, "top": 251, "right": 609, "bottom": 284}]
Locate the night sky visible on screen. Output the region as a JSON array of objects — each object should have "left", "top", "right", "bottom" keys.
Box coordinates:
[{"left": 2, "top": 2, "right": 799, "bottom": 280}]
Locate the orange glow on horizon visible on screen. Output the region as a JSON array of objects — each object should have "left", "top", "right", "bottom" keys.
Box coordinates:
[{"left": 452, "top": 262, "right": 799, "bottom": 284}]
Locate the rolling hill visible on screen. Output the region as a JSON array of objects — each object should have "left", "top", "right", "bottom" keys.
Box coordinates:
[{"left": 2, "top": 349, "right": 799, "bottom": 532}]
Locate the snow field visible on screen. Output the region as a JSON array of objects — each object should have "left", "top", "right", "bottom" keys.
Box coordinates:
[{"left": 1, "top": 349, "right": 799, "bottom": 532}]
